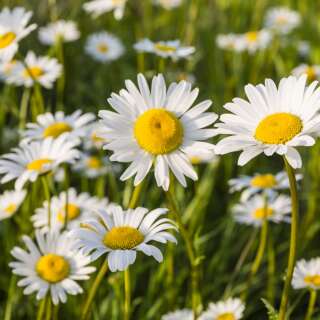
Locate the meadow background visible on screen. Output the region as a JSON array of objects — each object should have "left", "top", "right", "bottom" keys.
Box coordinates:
[{"left": 0, "top": 0, "right": 320, "bottom": 319}]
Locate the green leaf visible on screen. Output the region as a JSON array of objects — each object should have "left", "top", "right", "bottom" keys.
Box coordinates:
[{"left": 261, "top": 298, "right": 279, "bottom": 320}]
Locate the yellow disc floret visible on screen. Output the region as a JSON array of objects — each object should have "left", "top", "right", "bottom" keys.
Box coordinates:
[
  {"left": 255, "top": 113, "right": 303, "bottom": 144},
  {"left": 27, "top": 158, "right": 53, "bottom": 172},
  {"left": 36, "top": 254, "right": 70, "bottom": 283},
  {"left": 254, "top": 207, "right": 273, "bottom": 219},
  {"left": 154, "top": 43, "right": 177, "bottom": 53},
  {"left": 217, "top": 313, "right": 236, "bottom": 320},
  {"left": 251, "top": 174, "right": 277, "bottom": 189},
  {"left": 97, "top": 43, "right": 109, "bottom": 53},
  {"left": 23, "top": 66, "right": 44, "bottom": 79},
  {"left": 4, "top": 203, "right": 17, "bottom": 215},
  {"left": 57, "top": 203, "right": 81, "bottom": 222},
  {"left": 304, "top": 275, "right": 320, "bottom": 287},
  {"left": 245, "top": 31, "right": 258, "bottom": 42},
  {"left": 86, "top": 157, "right": 102, "bottom": 169},
  {"left": 43, "top": 122, "right": 72, "bottom": 138},
  {"left": 103, "top": 226, "right": 144, "bottom": 250},
  {"left": 134, "top": 109, "right": 183, "bottom": 155},
  {"left": 0, "top": 32, "right": 16, "bottom": 49}
]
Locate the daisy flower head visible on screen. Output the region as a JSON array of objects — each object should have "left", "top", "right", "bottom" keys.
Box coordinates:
[
  {"left": 71, "top": 205, "right": 177, "bottom": 272},
  {"left": 9, "top": 230, "right": 96, "bottom": 305},
  {"left": 216, "top": 34, "right": 245, "bottom": 52},
  {"left": 153, "top": 0, "right": 183, "bottom": 10},
  {"left": 38, "top": 20, "right": 80, "bottom": 45},
  {"left": 239, "top": 30, "right": 272, "bottom": 54},
  {"left": 292, "top": 258, "right": 320, "bottom": 290},
  {"left": 0, "top": 59, "right": 18, "bottom": 81},
  {"left": 85, "top": 31, "right": 124, "bottom": 63},
  {"left": 264, "top": 6, "right": 301, "bottom": 34},
  {"left": 215, "top": 75, "right": 320, "bottom": 169},
  {"left": 199, "top": 298, "right": 245, "bottom": 320},
  {"left": 0, "top": 135, "right": 80, "bottom": 190},
  {"left": 73, "top": 153, "right": 109, "bottom": 179},
  {"left": 83, "top": 122, "right": 108, "bottom": 150},
  {"left": 7, "top": 51, "right": 62, "bottom": 88},
  {"left": 0, "top": 7, "right": 37, "bottom": 62},
  {"left": 187, "top": 149, "right": 219, "bottom": 166},
  {"left": 32, "top": 188, "right": 109, "bottom": 232},
  {"left": 233, "top": 194, "right": 291, "bottom": 227},
  {"left": 134, "top": 39, "right": 195, "bottom": 61},
  {"left": 99, "top": 73, "right": 217, "bottom": 191},
  {"left": 23, "top": 110, "right": 95, "bottom": 142},
  {"left": 0, "top": 189, "right": 26, "bottom": 221},
  {"left": 161, "top": 309, "right": 193, "bottom": 320},
  {"left": 292, "top": 64, "right": 320, "bottom": 82},
  {"left": 83, "top": 0, "right": 127, "bottom": 20}
]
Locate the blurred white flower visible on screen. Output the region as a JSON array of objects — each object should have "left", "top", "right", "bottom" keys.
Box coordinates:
[
  {"left": 0, "top": 59, "right": 18, "bottom": 81},
  {"left": 239, "top": 30, "right": 272, "bottom": 54},
  {"left": 74, "top": 153, "right": 109, "bottom": 178},
  {"left": 292, "top": 258, "right": 320, "bottom": 290},
  {"left": 292, "top": 64, "right": 320, "bottom": 82},
  {"left": 83, "top": 0, "right": 127, "bottom": 20},
  {"left": 216, "top": 34, "right": 245, "bottom": 52},
  {"left": 0, "top": 190, "right": 26, "bottom": 221},
  {"left": 153, "top": 0, "right": 183, "bottom": 10},
  {"left": 83, "top": 122, "right": 109, "bottom": 150},
  {"left": 187, "top": 150, "right": 219, "bottom": 166},
  {"left": 297, "top": 41, "right": 310, "bottom": 57},
  {"left": 161, "top": 309, "right": 193, "bottom": 320}
]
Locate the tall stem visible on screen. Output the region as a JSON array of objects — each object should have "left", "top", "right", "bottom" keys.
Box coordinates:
[
  {"left": 305, "top": 290, "right": 317, "bottom": 320},
  {"left": 37, "top": 296, "right": 47, "bottom": 320},
  {"left": 4, "top": 275, "right": 16, "bottom": 320},
  {"left": 41, "top": 176, "right": 51, "bottom": 229},
  {"left": 279, "top": 157, "right": 299, "bottom": 320},
  {"left": 124, "top": 268, "right": 131, "bottom": 320},
  {"left": 128, "top": 182, "right": 144, "bottom": 209}
]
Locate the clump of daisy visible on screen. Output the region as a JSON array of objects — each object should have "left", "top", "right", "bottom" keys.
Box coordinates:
[
  {"left": 72, "top": 205, "right": 177, "bottom": 272},
  {"left": 23, "top": 110, "right": 95, "bottom": 142},
  {"left": 264, "top": 6, "right": 301, "bottom": 34},
  {"left": 0, "top": 7, "right": 37, "bottom": 62},
  {"left": 7, "top": 51, "right": 62, "bottom": 88},
  {"left": 73, "top": 153, "right": 109, "bottom": 178},
  {"left": 232, "top": 194, "right": 291, "bottom": 227},
  {"left": 32, "top": 188, "right": 109, "bottom": 232},
  {"left": 292, "top": 64, "right": 320, "bottom": 82},
  {"left": 161, "top": 309, "right": 193, "bottom": 320},
  {"left": 0, "top": 190, "right": 26, "bottom": 221},
  {"left": 9, "top": 230, "right": 96, "bottom": 305},
  {"left": 99, "top": 73, "right": 217, "bottom": 190},
  {"left": 215, "top": 75, "right": 320, "bottom": 169},
  {"left": 216, "top": 34, "right": 245, "bottom": 52},
  {"left": 85, "top": 31, "right": 124, "bottom": 63},
  {"left": 0, "top": 135, "right": 79, "bottom": 190},
  {"left": 83, "top": 0, "right": 127, "bottom": 20},
  {"left": 153, "top": 0, "right": 183, "bottom": 10},
  {"left": 239, "top": 30, "right": 272, "bottom": 54},
  {"left": 38, "top": 20, "right": 80, "bottom": 45},
  {"left": 134, "top": 39, "right": 195, "bottom": 61},
  {"left": 292, "top": 258, "right": 320, "bottom": 290},
  {"left": 199, "top": 298, "right": 245, "bottom": 320}
]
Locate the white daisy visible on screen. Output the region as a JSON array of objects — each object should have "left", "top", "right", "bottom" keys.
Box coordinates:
[
  {"left": 0, "top": 7, "right": 37, "bottom": 62},
  {"left": 83, "top": 0, "right": 127, "bottom": 20},
  {"left": 238, "top": 30, "right": 272, "bottom": 54},
  {"left": 292, "top": 258, "right": 320, "bottom": 290},
  {"left": 74, "top": 153, "right": 109, "bottom": 178},
  {"left": 216, "top": 34, "right": 245, "bottom": 52},
  {"left": 22, "top": 110, "right": 95, "bottom": 142},
  {"left": 134, "top": 39, "right": 195, "bottom": 61},
  {"left": 0, "top": 135, "right": 80, "bottom": 190},
  {"left": 7, "top": 51, "right": 62, "bottom": 88},
  {"left": 233, "top": 194, "right": 291, "bottom": 227},
  {"left": 38, "top": 20, "right": 80, "bottom": 45},
  {"left": 199, "top": 298, "right": 245, "bottom": 320},
  {"left": 215, "top": 75, "right": 320, "bottom": 169},
  {"left": 292, "top": 64, "right": 320, "bottom": 82},
  {"left": 0, "top": 59, "right": 18, "bottom": 81},
  {"left": 9, "top": 230, "right": 96, "bottom": 305},
  {"left": 0, "top": 189, "right": 26, "bottom": 221},
  {"left": 229, "top": 171, "right": 302, "bottom": 201},
  {"left": 187, "top": 150, "right": 219, "bottom": 166},
  {"left": 99, "top": 73, "right": 217, "bottom": 191},
  {"left": 83, "top": 122, "right": 108, "bottom": 150},
  {"left": 153, "top": 0, "right": 183, "bottom": 10},
  {"left": 71, "top": 205, "right": 177, "bottom": 272},
  {"left": 85, "top": 31, "right": 124, "bottom": 63},
  {"left": 32, "top": 188, "right": 109, "bottom": 232},
  {"left": 161, "top": 309, "right": 193, "bottom": 320},
  {"left": 264, "top": 7, "right": 301, "bottom": 34}
]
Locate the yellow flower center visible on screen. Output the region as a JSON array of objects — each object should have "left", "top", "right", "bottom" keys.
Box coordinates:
[
  {"left": 86, "top": 156, "right": 102, "bottom": 169},
  {"left": 36, "top": 254, "right": 70, "bottom": 283},
  {"left": 134, "top": 109, "right": 183, "bottom": 155},
  {"left": 27, "top": 158, "right": 53, "bottom": 172},
  {"left": 154, "top": 43, "right": 177, "bottom": 53},
  {"left": 57, "top": 203, "right": 81, "bottom": 222},
  {"left": 251, "top": 174, "right": 277, "bottom": 189},
  {"left": 254, "top": 207, "right": 273, "bottom": 220},
  {"left": 43, "top": 122, "right": 72, "bottom": 138},
  {"left": 97, "top": 43, "right": 109, "bottom": 53},
  {"left": 190, "top": 156, "right": 202, "bottom": 165},
  {"left": 217, "top": 313, "right": 236, "bottom": 320},
  {"left": 4, "top": 203, "right": 17, "bottom": 215},
  {"left": 23, "top": 66, "right": 44, "bottom": 79},
  {"left": 255, "top": 113, "right": 303, "bottom": 144},
  {"left": 0, "top": 32, "right": 16, "bottom": 49},
  {"left": 103, "top": 226, "right": 144, "bottom": 250},
  {"left": 304, "top": 275, "right": 320, "bottom": 287},
  {"left": 246, "top": 31, "right": 258, "bottom": 42},
  {"left": 276, "top": 16, "right": 288, "bottom": 25},
  {"left": 305, "top": 66, "right": 317, "bottom": 81}
]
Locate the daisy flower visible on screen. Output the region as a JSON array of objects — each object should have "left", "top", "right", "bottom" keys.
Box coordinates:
[
  {"left": 83, "top": 122, "right": 108, "bottom": 150},
  {"left": 9, "top": 230, "right": 96, "bottom": 305},
  {"left": 215, "top": 75, "right": 320, "bottom": 169},
  {"left": 0, "top": 59, "right": 18, "bottom": 81},
  {"left": 292, "top": 64, "right": 320, "bottom": 82},
  {"left": 0, "top": 190, "right": 26, "bottom": 221},
  {"left": 187, "top": 150, "right": 219, "bottom": 166},
  {"left": 0, "top": 135, "right": 79, "bottom": 190},
  {"left": 232, "top": 194, "right": 291, "bottom": 227},
  {"left": 239, "top": 30, "right": 272, "bottom": 54},
  {"left": 199, "top": 298, "right": 245, "bottom": 320},
  {"left": 85, "top": 31, "right": 124, "bottom": 63},
  {"left": 22, "top": 110, "right": 95, "bottom": 142},
  {"left": 264, "top": 7, "right": 301, "bottom": 34},
  {"left": 32, "top": 188, "right": 109, "bottom": 232},
  {"left": 38, "top": 20, "right": 80, "bottom": 45},
  {"left": 216, "top": 34, "right": 245, "bottom": 52},
  {"left": 161, "top": 309, "right": 193, "bottom": 320},
  {"left": 0, "top": 7, "right": 37, "bottom": 62},
  {"left": 83, "top": 0, "right": 127, "bottom": 20},
  {"left": 71, "top": 205, "right": 177, "bottom": 272},
  {"left": 153, "top": 0, "right": 183, "bottom": 10},
  {"left": 7, "top": 51, "right": 62, "bottom": 88},
  {"left": 99, "top": 73, "right": 217, "bottom": 191},
  {"left": 134, "top": 39, "right": 195, "bottom": 61},
  {"left": 292, "top": 258, "right": 320, "bottom": 290},
  {"left": 73, "top": 153, "right": 109, "bottom": 178},
  {"left": 229, "top": 171, "right": 302, "bottom": 201}
]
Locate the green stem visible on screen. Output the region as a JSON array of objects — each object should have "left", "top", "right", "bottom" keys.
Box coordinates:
[
  {"left": 4, "top": 276, "right": 16, "bottom": 320},
  {"left": 128, "top": 182, "right": 144, "bottom": 209},
  {"left": 45, "top": 297, "right": 52, "bottom": 320},
  {"left": 279, "top": 157, "right": 299, "bottom": 320},
  {"left": 37, "top": 296, "right": 47, "bottom": 320},
  {"left": 55, "top": 37, "right": 65, "bottom": 109},
  {"left": 63, "top": 166, "right": 70, "bottom": 230},
  {"left": 267, "top": 231, "right": 276, "bottom": 304},
  {"left": 19, "top": 88, "right": 30, "bottom": 129},
  {"left": 305, "top": 290, "right": 317, "bottom": 320},
  {"left": 42, "top": 176, "right": 51, "bottom": 229},
  {"left": 124, "top": 268, "right": 131, "bottom": 320}
]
